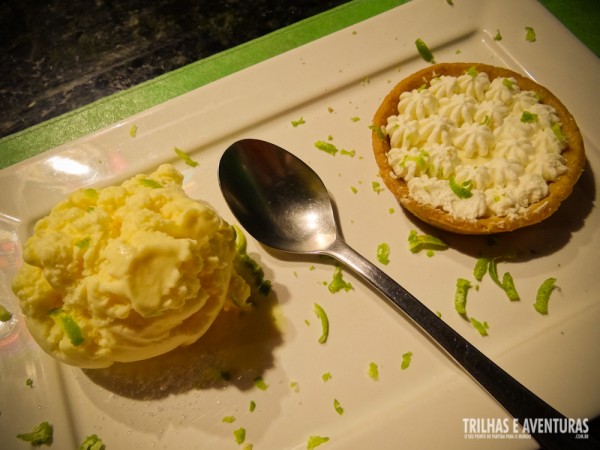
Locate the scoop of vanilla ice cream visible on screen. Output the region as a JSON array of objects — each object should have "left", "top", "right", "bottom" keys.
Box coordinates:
[{"left": 12, "top": 164, "right": 250, "bottom": 368}]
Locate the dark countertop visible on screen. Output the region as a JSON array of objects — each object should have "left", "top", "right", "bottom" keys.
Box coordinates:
[{"left": 0, "top": 0, "right": 350, "bottom": 139}]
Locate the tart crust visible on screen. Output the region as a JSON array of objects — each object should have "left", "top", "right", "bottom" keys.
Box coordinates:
[{"left": 372, "top": 63, "right": 586, "bottom": 234}]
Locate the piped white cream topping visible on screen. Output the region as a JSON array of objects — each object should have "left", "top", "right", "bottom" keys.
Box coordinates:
[{"left": 384, "top": 69, "right": 567, "bottom": 220}]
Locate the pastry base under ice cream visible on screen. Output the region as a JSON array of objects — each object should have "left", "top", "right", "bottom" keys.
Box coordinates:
[
  {"left": 372, "top": 63, "right": 586, "bottom": 234},
  {"left": 12, "top": 164, "right": 250, "bottom": 368}
]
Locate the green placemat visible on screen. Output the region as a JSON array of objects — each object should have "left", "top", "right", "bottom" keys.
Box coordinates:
[
  {"left": 539, "top": 0, "right": 600, "bottom": 58},
  {"left": 0, "top": 0, "right": 597, "bottom": 169}
]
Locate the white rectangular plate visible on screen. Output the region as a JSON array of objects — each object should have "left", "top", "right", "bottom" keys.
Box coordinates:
[{"left": 1, "top": 0, "right": 599, "bottom": 449}]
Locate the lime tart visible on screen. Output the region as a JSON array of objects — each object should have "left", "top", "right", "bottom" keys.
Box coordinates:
[{"left": 372, "top": 63, "right": 585, "bottom": 234}]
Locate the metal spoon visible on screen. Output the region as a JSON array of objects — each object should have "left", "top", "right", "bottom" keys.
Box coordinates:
[{"left": 218, "top": 138, "right": 594, "bottom": 450}]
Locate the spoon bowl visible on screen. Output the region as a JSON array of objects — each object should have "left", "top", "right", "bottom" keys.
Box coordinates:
[
  {"left": 219, "top": 138, "right": 337, "bottom": 253},
  {"left": 218, "top": 138, "right": 594, "bottom": 450}
]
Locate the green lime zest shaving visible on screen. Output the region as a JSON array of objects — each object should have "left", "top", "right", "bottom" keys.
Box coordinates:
[
  {"left": 232, "top": 225, "right": 271, "bottom": 299},
  {"left": 26, "top": 378, "right": 34, "bottom": 388},
  {"left": 253, "top": 376, "right": 269, "bottom": 391},
  {"left": 0, "top": 304, "right": 12, "bottom": 322},
  {"left": 322, "top": 372, "right": 332, "bottom": 382},
  {"left": 314, "top": 303, "right": 329, "bottom": 344},
  {"left": 533, "top": 277, "right": 557, "bottom": 315},
  {"left": 139, "top": 178, "right": 162, "bottom": 188},
  {"left": 84, "top": 188, "right": 99, "bottom": 199},
  {"left": 290, "top": 381, "right": 300, "bottom": 392},
  {"left": 449, "top": 177, "right": 474, "bottom": 198},
  {"left": 292, "top": 117, "right": 306, "bottom": 127},
  {"left": 488, "top": 257, "right": 501, "bottom": 286},
  {"left": 369, "top": 123, "right": 387, "bottom": 141},
  {"left": 521, "top": 111, "right": 539, "bottom": 123},
  {"left": 469, "top": 317, "right": 489, "bottom": 336},
  {"left": 49, "top": 308, "right": 84, "bottom": 346},
  {"left": 372, "top": 181, "right": 385, "bottom": 193},
  {"left": 401, "top": 150, "right": 429, "bottom": 172},
  {"left": 16, "top": 421, "right": 53, "bottom": 446},
  {"left": 328, "top": 266, "right": 353, "bottom": 293},
  {"left": 488, "top": 258, "right": 520, "bottom": 301},
  {"left": 376, "top": 243, "right": 391, "bottom": 265},
  {"left": 82, "top": 188, "right": 98, "bottom": 212},
  {"left": 340, "top": 148, "right": 356, "bottom": 157},
  {"left": 408, "top": 230, "right": 448, "bottom": 253},
  {"left": 466, "top": 66, "right": 479, "bottom": 77},
  {"left": 222, "top": 416, "right": 236, "bottom": 423},
  {"left": 501, "top": 272, "right": 520, "bottom": 301},
  {"left": 75, "top": 236, "right": 92, "bottom": 249},
  {"left": 333, "top": 399, "right": 344, "bottom": 415},
  {"left": 552, "top": 123, "right": 566, "bottom": 142},
  {"left": 307, "top": 435, "right": 330, "bottom": 449},
  {"left": 525, "top": 26, "right": 536, "bottom": 42},
  {"left": 350, "top": 116, "right": 360, "bottom": 122},
  {"left": 314, "top": 140, "right": 339, "bottom": 156},
  {"left": 129, "top": 124, "right": 137, "bottom": 137},
  {"left": 368, "top": 362, "right": 379, "bottom": 381},
  {"left": 473, "top": 257, "right": 490, "bottom": 282},
  {"left": 234, "top": 224, "right": 247, "bottom": 253},
  {"left": 174, "top": 147, "right": 199, "bottom": 167},
  {"left": 454, "top": 278, "right": 472, "bottom": 318},
  {"left": 79, "top": 433, "right": 105, "bottom": 450},
  {"left": 401, "top": 351, "right": 413, "bottom": 370},
  {"left": 493, "top": 29, "right": 502, "bottom": 41},
  {"left": 249, "top": 400, "right": 256, "bottom": 412},
  {"left": 502, "top": 78, "right": 514, "bottom": 89},
  {"left": 234, "top": 427, "right": 246, "bottom": 444},
  {"left": 415, "top": 38, "right": 436, "bottom": 63}
]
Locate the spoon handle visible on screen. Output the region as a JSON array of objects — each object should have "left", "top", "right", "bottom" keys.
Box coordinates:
[{"left": 328, "top": 238, "right": 595, "bottom": 450}]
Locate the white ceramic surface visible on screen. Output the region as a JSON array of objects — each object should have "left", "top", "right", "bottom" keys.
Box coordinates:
[{"left": 1, "top": 0, "right": 599, "bottom": 449}]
